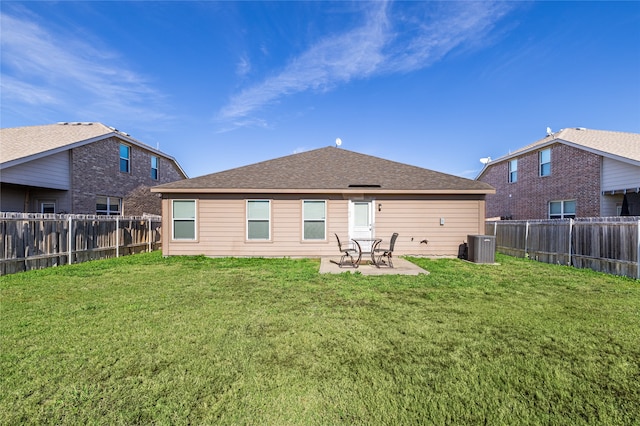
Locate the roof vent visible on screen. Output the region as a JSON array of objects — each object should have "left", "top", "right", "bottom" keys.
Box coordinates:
[
  {"left": 576, "top": 127, "right": 586, "bottom": 131},
  {"left": 57, "top": 122, "right": 69, "bottom": 125}
]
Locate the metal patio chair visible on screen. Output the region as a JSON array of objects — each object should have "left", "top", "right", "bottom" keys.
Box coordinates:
[
  {"left": 331, "top": 233, "right": 361, "bottom": 268},
  {"left": 374, "top": 233, "right": 398, "bottom": 268}
]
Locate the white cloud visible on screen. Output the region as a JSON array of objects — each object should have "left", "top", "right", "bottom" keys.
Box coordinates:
[
  {"left": 0, "top": 75, "right": 60, "bottom": 106},
  {"left": 218, "top": 3, "right": 389, "bottom": 122},
  {"left": 236, "top": 54, "right": 252, "bottom": 77},
  {"left": 0, "top": 11, "right": 170, "bottom": 124},
  {"left": 217, "top": 1, "right": 515, "bottom": 127}
]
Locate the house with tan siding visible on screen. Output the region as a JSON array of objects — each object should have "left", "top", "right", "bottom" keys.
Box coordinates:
[
  {"left": 1, "top": 122, "right": 187, "bottom": 215},
  {"left": 152, "top": 147, "right": 495, "bottom": 258},
  {"left": 476, "top": 128, "right": 640, "bottom": 220}
]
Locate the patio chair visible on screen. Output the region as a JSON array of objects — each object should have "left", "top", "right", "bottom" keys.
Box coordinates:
[
  {"left": 374, "top": 233, "right": 398, "bottom": 268},
  {"left": 332, "top": 233, "right": 361, "bottom": 268}
]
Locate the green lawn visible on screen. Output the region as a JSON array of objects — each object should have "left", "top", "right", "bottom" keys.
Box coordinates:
[{"left": 1, "top": 252, "right": 638, "bottom": 425}]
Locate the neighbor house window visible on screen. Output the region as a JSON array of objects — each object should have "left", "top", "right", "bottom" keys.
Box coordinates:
[
  {"left": 303, "top": 200, "right": 326, "bottom": 240},
  {"left": 120, "top": 144, "right": 130, "bottom": 173},
  {"left": 247, "top": 200, "right": 270, "bottom": 240},
  {"left": 539, "top": 148, "right": 551, "bottom": 177},
  {"left": 151, "top": 156, "right": 158, "bottom": 180},
  {"left": 549, "top": 200, "right": 576, "bottom": 219},
  {"left": 508, "top": 159, "right": 518, "bottom": 183},
  {"left": 41, "top": 202, "right": 55, "bottom": 214},
  {"left": 96, "top": 196, "right": 121, "bottom": 215},
  {"left": 172, "top": 200, "right": 196, "bottom": 240}
]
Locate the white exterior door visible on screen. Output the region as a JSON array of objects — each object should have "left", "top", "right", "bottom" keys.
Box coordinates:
[{"left": 349, "top": 201, "right": 375, "bottom": 251}]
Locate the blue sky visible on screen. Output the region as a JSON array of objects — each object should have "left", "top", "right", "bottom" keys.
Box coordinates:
[{"left": 2, "top": 1, "right": 639, "bottom": 179}]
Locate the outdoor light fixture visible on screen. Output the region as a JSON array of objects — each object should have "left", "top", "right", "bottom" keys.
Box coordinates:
[{"left": 378, "top": 203, "right": 382, "bottom": 212}]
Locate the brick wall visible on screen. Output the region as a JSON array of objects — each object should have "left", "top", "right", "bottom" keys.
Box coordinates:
[
  {"left": 479, "top": 143, "right": 601, "bottom": 219},
  {"left": 70, "top": 137, "right": 185, "bottom": 215}
]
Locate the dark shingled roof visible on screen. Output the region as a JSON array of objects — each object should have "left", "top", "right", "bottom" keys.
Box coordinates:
[{"left": 153, "top": 147, "right": 494, "bottom": 194}]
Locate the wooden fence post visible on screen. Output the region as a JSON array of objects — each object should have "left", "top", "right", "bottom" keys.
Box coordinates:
[
  {"left": 68, "top": 216, "right": 73, "bottom": 265},
  {"left": 524, "top": 221, "right": 530, "bottom": 258},
  {"left": 637, "top": 219, "right": 640, "bottom": 280},
  {"left": 148, "top": 218, "right": 152, "bottom": 253},
  {"left": 568, "top": 219, "right": 574, "bottom": 266},
  {"left": 116, "top": 217, "right": 120, "bottom": 258}
]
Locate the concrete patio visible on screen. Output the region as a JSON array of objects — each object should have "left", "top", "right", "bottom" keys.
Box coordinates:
[{"left": 319, "top": 257, "right": 429, "bottom": 275}]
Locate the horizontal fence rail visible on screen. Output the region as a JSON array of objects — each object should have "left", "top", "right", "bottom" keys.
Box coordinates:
[
  {"left": 1, "top": 213, "right": 162, "bottom": 275},
  {"left": 486, "top": 217, "right": 640, "bottom": 279}
]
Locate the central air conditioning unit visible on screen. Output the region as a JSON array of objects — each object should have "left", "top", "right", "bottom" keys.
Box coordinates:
[{"left": 467, "top": 235, "right": 496, "bottom": 264}]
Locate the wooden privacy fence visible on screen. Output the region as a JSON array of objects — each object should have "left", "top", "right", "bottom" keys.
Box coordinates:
[
  {"left": 0, "top": 213, "right": 162, "bottom": 275},
  {"left": 485, "top": 217, "right": 640, "bottom": 279}
]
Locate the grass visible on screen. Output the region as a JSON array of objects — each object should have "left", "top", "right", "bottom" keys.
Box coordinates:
[{"left": 1, "top": 252, "right": 639, "bottom": 425}]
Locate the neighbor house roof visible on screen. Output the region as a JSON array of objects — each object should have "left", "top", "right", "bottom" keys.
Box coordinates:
[
  {"left": 477, "top": 128, "right": 640, "bottom": 178},
  {"left": 152, "top": 146, "right": 495, "bottom": 195},
  {"left": 1, "top": 122, "right": 187, "bottom": 177}
]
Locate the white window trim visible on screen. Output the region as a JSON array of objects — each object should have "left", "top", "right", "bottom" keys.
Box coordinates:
[
  {"left": 508, "top": 159, "right": 518, "bottom": 183},
  {"left": 151, "top": 156, "right": 159, "bottom": 180},
  {"left": 172, "top": 199, "right": 197, "bottom": 240},
  {"left": 549, "top": 200, "right": 576, "bottom": 219},
  {"left": 120, "top": 143, "right": 131, "bottom": 174},
  {"left": 96, "top": 196, "right": 122, "bottom": 216},
  {"left": 41, "top": 201, "right": 56, "bottom": 214},
  {"left": 539, "top": 148, "right": 551, "bottom": 177},
  {"left": 246, "top": 199, "right": 271, "bottom": 241},
  {"left": 302, "top": 200, "right": 327, "bottom": 241}
]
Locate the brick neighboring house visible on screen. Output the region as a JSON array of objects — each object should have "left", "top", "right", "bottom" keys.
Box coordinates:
[
  {"left": 476, "top": 127, "right": 640, "bottom": 220},
  {"left": 1, "top": 122, "right": 187, "bottom": 215}
]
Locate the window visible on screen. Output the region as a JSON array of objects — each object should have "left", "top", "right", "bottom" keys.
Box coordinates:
[
  {"left": 151, "top": 156, "right": 158, "bottom": 180},
  {"left": 120, "top": 144, "right": 130, "bottom": 173},
  {"left": 549, "top": 200, "right": 576, "bottom": 219},
  {"left": 303, "top": 200, "right": 326, "bottom": 240},
  {"left": 354, "top": 202, "right": 370, "bottom": 227},
  {"left": 96, "top": 196, "right": 122, "bottom": 215},
  {"left": 41, "top": 202, "right": 55, "bottom": 214},
  {"left": 172, "top": 200, "right": 196, "bottom": 240},
  {"left": 539, "top": 148, "right": 551, "bottom": 177},
  {"left": 247, "top": 200, "right": 270, "bottom": 240},
  {"left": 508, "top": 159, "right": 518, "bottom": 183}
]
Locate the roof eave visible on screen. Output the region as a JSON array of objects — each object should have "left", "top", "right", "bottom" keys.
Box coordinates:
[
  {"left": 480, "top": 137, "right": 640, "bottom": 169},
  {"left": 151, "top": 187, "right": 495, "bottom": 195}
]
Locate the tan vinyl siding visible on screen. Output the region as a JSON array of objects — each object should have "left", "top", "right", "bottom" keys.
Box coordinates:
[
  {"left": 374, "top": 198, "right": 485, "bottom": 256},
  {"left": 161, "top": 194, "right": 486, "bottom": 257}
]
